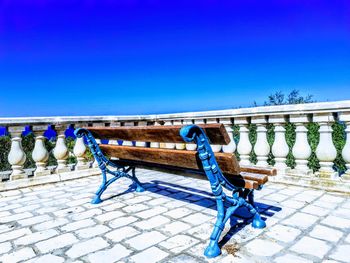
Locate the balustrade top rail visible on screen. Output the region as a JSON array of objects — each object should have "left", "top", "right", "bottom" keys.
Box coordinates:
[{"left": 1, "top": 100, "right": 349, "bottom": 126}]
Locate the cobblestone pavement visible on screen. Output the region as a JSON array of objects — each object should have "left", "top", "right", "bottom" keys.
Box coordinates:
[{"left": 0, "top": 169, "right": 350, "bottom": 263}]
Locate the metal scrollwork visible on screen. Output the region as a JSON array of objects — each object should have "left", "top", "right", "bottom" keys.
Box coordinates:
[
  {"left": 74, "top": 128, "right": 144, "bottom": 204},
  {"left": 180, "top": 125, "right": 266, "bottom": 258}
]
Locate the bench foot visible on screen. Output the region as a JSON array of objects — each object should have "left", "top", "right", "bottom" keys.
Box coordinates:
[
  {"left": 252, "top": 213, "right": 266, "bottom": 229},
  {"left": 204, "top": 241, "right": 221, "bottom": 258},
  {"left": 91, "top": 195, "right": 103, "bottom": 204}
]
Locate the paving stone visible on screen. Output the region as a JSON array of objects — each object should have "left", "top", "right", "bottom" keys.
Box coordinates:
[
  {"left": 281, "top": 199, "right": 306, "bottom": 209},
  {"left": 18, "top": 214, "right": 52, "bottom": 226},
  {"left": 0, "top": 247, "right": 36, "bottom": 263},
  {"left": 309, "top": 225, "right": 343, "bottom": 242},
  {"left": 95, "top": 210, "right": 125, "bottom": 222},
  {"left": 290, "top": 236, "right": 330, "bottom": 258},
  {"left": 274, "top": 254, "right": 312, "bottom": 263},
  {"left": 24, "top": 254, "right": 65, "bottom": 263},
  {"left": 60, "top": 218, "right": 96, "bottom": 232},
  {"left": 0, "top": 242, "right": 12, "bottom": 255},
  {"left": 33, "top": 218, "right": 69, "bottom": 231},
  {"left": 167, "top": 254, "right": 202, "bottom": 263},
  {"left": 313, "top": 200, "right": 336, "bottom": 209},
  {"left": 164, "top": 207, "right": 193, "bottom": 219},
  {"left": 329, "top": 245, "right": 350, "bottom": 262},
  {"left": 76, "top": 225, "right": 110, "bottom": 239},
  {"left": 321, "top": 215, "right": 350, "bottom": 229},
  {"left": 345, "top": 233, "right": 350, "bottom": 243},
  {"left": 245, "top": 239, "right": 283, "bottom": 256},
  {"left": 105, "top": 226, "right": 140, "bottom": 242},
  {"left": 182, "top": 212, "right": 213, "bottom": 225},
  {"left": 301, "top": 204, "right": 331, "bottom": 216},
  {"left": 160, "top": 234, "right": 200, "bottom": 253},
  {"left": 318, "top": 194, "right": 345, "bottom": 204},
  {"left": 36, "top": 233, "right": 78, "bottom": 253},
  {"left": 87, "top": 244, "right": 132, "bottom": 263},
  {"left": 264, "top": 193, "right": 289, "bottom": 202},
  {"left": 162, "top": 221, "right": 192, "bottom": 236},
  {"left": 122, "top": 203, "right": 149, "bottom": 213},
  {"left": 135, "top": 206, "right": 168, "bottom": 219},
  {"left": 66, "top": 237, "right": 109, "bottom": 259},
  {"left": 0, "top": 228, "right": 32, "bottom": 243},
  {"left": 0, "top": 212, "right": 33, "bottom": 223},
  {"left": 332, "top": 208, "right": 350, "bottom": 220},
  {"left": 265, "top": 224, "right": 301, "bottom": 243},
  {"left": 109, "top": 216, "right": 138, "bottom": 229},
  {"left": 14, "top": 229, "right": 59, "bottom": 246},
  {"left": 71, "top": 208, "right": 103, "bottom": 220},
  {"left": 125, "top": 231, "right": 167, "bottom": 250},
  {"left": 129, "top": 247, "right": 169, "bottom": 263},
  {"left": 53, "top": 206, "right": 86, "bottom": 217},
  {"left": 102, "top": 202, "right": 125, "bottom": 211},
  {"left": 273, "top": 207, "right": 296, "bottom": 219},
  {"left": 133, "top": 215, "right": 170, "bottom": 230},
  {"left": 282, "top": 212, "right": 318, "bottom": 229}
]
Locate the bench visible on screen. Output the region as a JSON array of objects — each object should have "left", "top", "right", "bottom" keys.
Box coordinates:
[{"left": 74, "top": 124, "right": 276, "bottom": 258}]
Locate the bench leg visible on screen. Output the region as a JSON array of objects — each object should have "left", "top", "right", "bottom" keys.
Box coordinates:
[
  {"left": 205, "top": 194, "right": 266, "bottom": 258},
  {"left": 205, "top": 197, "right": 240, "bottom": 258},
  {"left": 131, "top": 168, "right": 145, "bottom": 193}
]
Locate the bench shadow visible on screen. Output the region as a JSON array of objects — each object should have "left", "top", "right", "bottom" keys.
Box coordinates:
[{"left": 103, "top": 179, "right": 282, "bottom": 248}]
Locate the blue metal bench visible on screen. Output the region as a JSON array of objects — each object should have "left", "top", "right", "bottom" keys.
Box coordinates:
[{"left": 75, "top": 124, "right": 273, "bottom": 258}]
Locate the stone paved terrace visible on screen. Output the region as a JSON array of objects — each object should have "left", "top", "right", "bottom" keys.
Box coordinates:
[{"left": 0, "top": 169, "right": 350, "bottom": 263}]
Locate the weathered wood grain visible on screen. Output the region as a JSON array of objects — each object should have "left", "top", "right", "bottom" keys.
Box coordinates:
[
  {"left": 100, "top": 145, "right": 240, "bottom": 175},
  {"left": 87, "top": 124, "right": 230, "bottom": 145}
]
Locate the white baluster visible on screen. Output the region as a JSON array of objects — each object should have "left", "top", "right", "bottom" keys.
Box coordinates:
[
  {"left": 173, "top": 120, "right": 186, "bottom": 150},
  {"left": 290, "top": 115, "right": 312, "bottom": 175},
  {"left": 150, "top": 121, "right": 161, "bottom": 148},
  {"left": 135, "top": 121, "right": 147, "bottom": 147},
  {"left": 252, "top": 116, "right": 270, "bottom": 167},
  {"left": 206, "top": 118, "right": 222, "bottom": 152},
  {"left": 73, "top": 124, "right": 89, "bottom": 170},
  {"left": 340, "top": 112, "right": 350, "bottom": 176},
  {"left": 221, "top": 118, "right": 236, "bottom": 153},
  {"left": 270, "top": 115, "right": 289, "bottom": 173},
  {"left": 53, "top": 125, "right": 70, "bottom": 173},
  {"left": 163, "top": 120, "right": 175, "bottom": 149},
  {"left": 236, "top": 118, "right": 252, "bottom": 165},
  {"left": 314, "top": 113, "right": 338, "bottom": 178},
  {"left": 32, "top": 126, "right": 50, "bottom": 176},
  {"left": 8, "top": 126, "right": 26, "bottom": 180},
  {"left": 122, "top": 122, "right": 134, "bottom": 146}
]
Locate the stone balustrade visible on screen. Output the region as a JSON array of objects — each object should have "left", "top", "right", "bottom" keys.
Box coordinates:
[{"left": 0, "top": 100, "right": 350, "bottom": 192}]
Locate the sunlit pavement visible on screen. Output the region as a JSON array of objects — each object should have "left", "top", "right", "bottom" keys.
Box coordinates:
[{"left": 1, "top": 169, "right": 350, "bottom": 263}]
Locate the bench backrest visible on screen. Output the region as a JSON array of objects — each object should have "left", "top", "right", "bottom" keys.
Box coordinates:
[{"left": 86, "top": 124, "right": 230, "bottom": 145}]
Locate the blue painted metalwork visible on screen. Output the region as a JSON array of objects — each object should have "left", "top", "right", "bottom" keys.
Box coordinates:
[
  {"left": 74, "top": 128, "right": 144, "bottom": 204},
  {"left": 180, "top": 125, "right": 266, "bottom": 258},
  {"left": 75, "top": 125, "right": 266, "bottom": 258}
]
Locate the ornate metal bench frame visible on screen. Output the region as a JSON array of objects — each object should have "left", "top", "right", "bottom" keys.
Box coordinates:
[{"left": 75, "top": 124, "right": 266, "bottom": 258}]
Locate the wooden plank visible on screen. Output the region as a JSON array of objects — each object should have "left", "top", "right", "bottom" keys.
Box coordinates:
[
  {"left": 87, "top": 124, "right": 230, "bottom": 145},
  {"left": 240, "top": 165, "right": 277, "bottom": 176},
  {"left": 239, "top": 172, "right": 268, "bottom": 184},
  {"left": 100, "top": 145, "right": 240, "bottom": 175},
  {"left": 114, "top": 159, "right": 260, "bottom": 189}
]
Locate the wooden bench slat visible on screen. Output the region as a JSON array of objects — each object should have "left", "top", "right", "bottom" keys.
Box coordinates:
[
  {"left": 239, "top": 172, "right": 268, "bottom": 184},
  {"left": 240, "top": 165, "right": 277, "bottom": 176},
  {"left": 87, "top": 124, "right": 230, "bottom": 145},
  {"left": 100, "top": 144, "right": 241, "bottom": 176},
  {"left": 114, "top": 159, "right": 261, "bottom": 189}
]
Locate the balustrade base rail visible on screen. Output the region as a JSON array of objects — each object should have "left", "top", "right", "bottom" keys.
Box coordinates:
[{"left": 0, "top": 166, "right": 101, "bottom": 192}]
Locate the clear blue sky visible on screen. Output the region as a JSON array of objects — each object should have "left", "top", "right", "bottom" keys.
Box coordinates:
[{"left": 0, "top": 0, "right": 349, "bottom": 117}]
